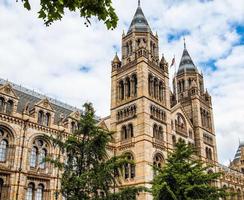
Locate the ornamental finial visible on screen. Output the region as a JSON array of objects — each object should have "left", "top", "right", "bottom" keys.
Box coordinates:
[
  {"left": 138, "top": 0, "right": 141, "bottom": 7},
  {"left": 183, "top": 37, "right": 186, "bottom": 49}
]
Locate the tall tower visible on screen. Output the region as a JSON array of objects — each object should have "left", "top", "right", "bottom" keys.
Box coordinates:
[
  {"left": 172, "top": 41, "right": 218, "bottom": 165},
  {"left": 110, "top": 2, "right": 170, "bottom": 199}
]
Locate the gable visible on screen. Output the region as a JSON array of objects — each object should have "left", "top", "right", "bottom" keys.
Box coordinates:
[
  {"left": 0, "top": 83, "right": 19, "bottom": 99},
  {"left": 35, "top": 98, "right": 54, "bottom": 112}
]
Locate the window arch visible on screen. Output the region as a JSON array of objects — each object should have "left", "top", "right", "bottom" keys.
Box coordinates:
[
  {"left": 172, "top": 135, "right": 176, "bottom": 147},
  {"left": 38, "top": 111, "right": 44, "bottom": 125},
  {"left": 153, "top": 153, "right": 164, "bottom": 169},
  {"left": 153, "top": 124, "right": 158, "bottom": 138},
  {"left": 124, "top": 153, "right": 135, "bottom": 179},
  {"left": 26, "top": 183, "right": 35, "bottom": 200},
  {"left": 121, "top": 126, "right": 127, "bottom": 140},
  {"left": 30, "top": 139, "right": 48, "bottom": 169},
  {"left": 125, "top": 77, "right": 131, "bottom": 98},
  {"left": 237, "top": 188, "right": 241, "bottom": 200},
  {"left": 71, "top": 121, "right": 77, "bottom": 133},
  {"left": 5, "top": 100, "right": 14, "bottom": 115},
  {"left": 121, "top": 124, "right": 134, "bottom": 140},
  {"left": 0, "top": 140, "right": 8, "bottom": 162},
  {"left": 0, "top": 97, "right": 5, "bottom": 112},
  {"left": 119, "top": 80, "right": 125, "bottom": 100},
  {"left": 0, "top": 127, "right": 12, "bottom": 163},
  {"left": 36, "top": 184, "right": 44, "bottom": 200},
  {"left": 44, "top": 113, "right": 50, "bottom": 127},
  {"left": 131, "top": 74, "right": 137, "bottom": 97},
  {"left": 0, "top": 178, "right": 3, "bottom": 200}
]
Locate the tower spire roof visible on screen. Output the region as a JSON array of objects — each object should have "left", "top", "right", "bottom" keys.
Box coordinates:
[
  {"left": 127, "top": 1, "right": 151, "bottom": 34},
  {"left": 177, "top": 40, "right": 198, "bottom": 75}
]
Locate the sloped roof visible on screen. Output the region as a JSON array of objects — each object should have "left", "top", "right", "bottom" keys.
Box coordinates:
[
  {"left": 127, "top": 4, "right": 151, "bottom": 34},
  {"left": 0, "top": 78, "right": 79, "bottom": 124},
  {"left": 177, "top": 47, "right": 198, "bottom": 75}
]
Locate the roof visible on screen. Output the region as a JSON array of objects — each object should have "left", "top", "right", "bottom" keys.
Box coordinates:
[
  {"left": 127, "top": 3, "right": 151, "bottom": 34},
  {"left": 177, "top": 46, "right": 198, "bottom": 75},
  {"left": 0, "top": 78, "right": 80, "bottom": 124},
  {"left": 233, "top": 142, "right": 244, "bottom": 162}
]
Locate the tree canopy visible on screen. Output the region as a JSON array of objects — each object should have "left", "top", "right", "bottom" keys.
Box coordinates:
[
  {"left": 151, "top": 140, "right": 228, "bottom": 200},
  {"left": 21, "top": 0, "right": 118, "bottom": 29},
  {"left": 46, "top": 102, "right": 144, "bottom": 200}
]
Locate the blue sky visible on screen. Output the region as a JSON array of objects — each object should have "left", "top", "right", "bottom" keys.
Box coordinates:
[{"left": 0, "top": 0, "right": 244, "bottom": 165}]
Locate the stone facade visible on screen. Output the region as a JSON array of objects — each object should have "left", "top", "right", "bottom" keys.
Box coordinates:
[{"left": 0, "top": 2, "right": 244, "bottom": 200}]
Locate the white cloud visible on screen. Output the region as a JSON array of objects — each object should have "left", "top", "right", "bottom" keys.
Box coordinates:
[{"left": 0, "top": 0, "right": 244, "bottom": 165}]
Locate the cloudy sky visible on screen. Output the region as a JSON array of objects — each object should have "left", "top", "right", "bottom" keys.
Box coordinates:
[{"left": 0, "top": 0, "right": 244, "bottom": 164}]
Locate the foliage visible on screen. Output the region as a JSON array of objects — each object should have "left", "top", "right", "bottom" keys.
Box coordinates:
[
  {"left": 46, "top": 102, "right": 144, "bottom": 200},
  {"left": 151, "top": 140, "right": 228, "bottom": 200},
  {"left": 20, "top": 0, "right": 118, "bottom": 29}
]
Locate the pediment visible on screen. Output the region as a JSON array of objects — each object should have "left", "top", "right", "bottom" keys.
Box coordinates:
[
  {"left": 0, "top": 83, "right": 19, "bottom": 99},
  {"left": 68, "top": 110, "right": 81, "bottom": 120},
  {"left": 35, "top": 98, "right": 54, "bottom": 112}
]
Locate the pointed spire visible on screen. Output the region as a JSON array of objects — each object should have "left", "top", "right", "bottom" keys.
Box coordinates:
[
  {"left": 177, "top": 40, "right": 198, "bottom": 75},
  {"left": 127, "top": 1, "right": 151, "bottom": 34},
  {"left": 112, "top": 52, "right": 121, "bottom": 63},
  {"left": 183, "top": 37, "right": 186, "bottom": 49}
]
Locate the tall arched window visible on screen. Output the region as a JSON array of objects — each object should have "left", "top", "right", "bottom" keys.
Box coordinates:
[
  {"left": 172, "top": 135, "right": 176, "bottom": 147},
  {"left": 125, "top": 77, "right": 131, "bottom": 98},
  {"left": 30, "top": 139, "right": 48, "bottom": 169},
  {"left": 44, "top": 113, "right": 50, "bottom": 127},
  {"left": 121, "top": 126, "right": 127, "bottom": 140},
  {"left": 153, "top": 124, "right": 158, "bottom": 138},
  {"left": 0, "top": 140, "right": 8, "bottom": 162},
  {"left": 5, "top": 100, "right": 13, "bottom": 115},
  {"left": 128, "top": 124, "right": 133, "bottom": 138},
  {"left": 153, "top": 78, "right": 158, "bottom": 99},
  {"left": 39, "top": 149, "right": 47, "bottom": 169},
  {"left": 119, "top": 80, "right": 125, "bottom": 100},
  {"left": 237, "top": 189, "right": 241, "bottom": 200},
  {"left": 132, "top": 74, "right": 137, "bottom": 97},
  {"left": 0, "top": 97, "right": 5, "bottom": 112},
  {"left": 30, "top": 147, "right": 37, "bottom": 168},
  {"left": 124, "top": 153, "right": 135, "bottom": 179},
  {"left": 71, "top": 121, "right": 77, "bottom": 133},
  {"left": 0, "top": 178, "right": 3, "bottom": 200},
  {"left": 38, "top": 111, "right": 44, "bottom": 125},
  {"left": 36, "top": 184, "right": 44, "bottom": 200},
  {"left": 26, "top": 183, "right": 34, "bottom": 200}
]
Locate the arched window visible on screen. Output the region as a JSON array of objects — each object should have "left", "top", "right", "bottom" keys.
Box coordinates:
[
  {"left": 148, "top": 74, "right": 153, "bottom": 96},
  {"left": 71, "top": 121, "right": 77, "bottom": 133},
  {"left": 0, "top": 178, "right": 3, "bottom": 200},
  {"left": 124, "top": 153, "right": 135, "bottom": 179},
  {"left": 131, "top": 74, "right": 137, "bottom": 97},
  {"left": 158, "top": 126, "right": 163, "bottom": 141},
  {"left": 0, "top": 97, "right": 5, "bottom": 112},
  {"left": 0, "top": 140, "right": 8, "bottom": 162},
  {"left": 44, "top": 113, "right": 50, "bottom": 127},
  {"left": 5, "top": 100, "right": 14, "bottom": 115},
  {"left": 36, "top": 184, "right": 44, "bottom": 200},
  {"left": 38, "top": 111, "right": 44, "bottom": 125},
  {"left": 237, "top": 189, "right": 241, "bottom": 200},
  {"left": 39, "top": 149, "right": 47, "bottom": 169},
  {"left": 172, "top": 135, "right": 176, "bottom": 147},
  {"left": 119, "top": 80, "right": 125, "bottom": 100},
  {"left": 30, "top": 139, "right": 48, "bottom": 169},
  {"left": 30, "top": 147, "right": 37, "bottom": 168},
  {"left": 125, "top": 77, "right": 131, "bottom": 98},
  {"left": 26, "top": 183, "right": 34, "bottom": 200},
  {"left": 121, "top": 126, "right": 127, "bottom": 140},
  {"left": 153, "top": 78, "right": 158, "bottom": 99},
  {"left": 128, "top": 124, "right": 134, "bottom": 138},
  {"left": 153, "top": 124, "right": 158, "bottom": 138},
  {"left": 153, "top": 153, "right": 164, "bottom": 169}
]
